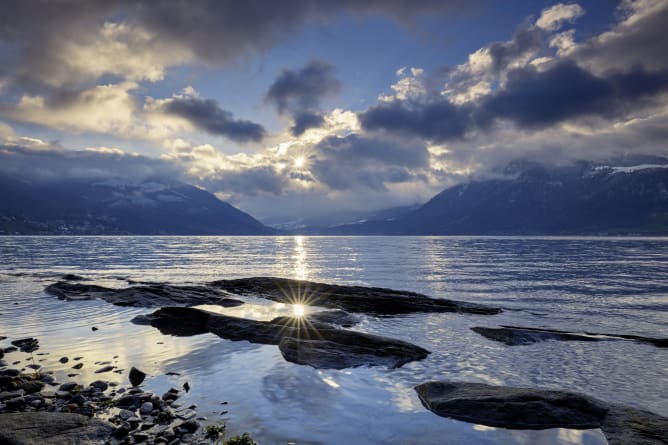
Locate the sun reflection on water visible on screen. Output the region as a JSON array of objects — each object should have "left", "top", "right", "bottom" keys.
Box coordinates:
[{"left": 292, "top": 303, "right": 306, "bottom": 317}]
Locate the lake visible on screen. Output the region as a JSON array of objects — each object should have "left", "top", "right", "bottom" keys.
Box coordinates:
[{"left": 1, "top": 236, "right": 666, "bottom": 444}]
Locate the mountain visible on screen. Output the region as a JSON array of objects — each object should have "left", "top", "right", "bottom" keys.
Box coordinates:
[
  {"left": 325, "top": 158, "right": 668, "bottom": 235},
  {"left": 273, "top": 203, "right": 422, "bottom": 233},
  {"left": 0, "top": 175, "right": 274, "bottom": 235}
]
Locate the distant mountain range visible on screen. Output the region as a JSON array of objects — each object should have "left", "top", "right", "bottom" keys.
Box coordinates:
[
  {"left": 323, "top": 157, "right": 668, "bottom": 235},
  {"left": 2, "top": 156, "right": 667, "bottom": 236},
  {"left": 0, "top": 175, "right": 274, "bottom": 235}
]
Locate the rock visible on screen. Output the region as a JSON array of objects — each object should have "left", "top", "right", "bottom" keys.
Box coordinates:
[
  {"left": 116, "top": 394, "right": 142, "bottom": 410},
  {"left": 0, "top": 412, "right": 114, "bottom": 444},
  {"left": 40, "top": 374, "right": 55, "bottom": 384},
  {"left": 0, "top": 389, "right": 24, "bottom": 400},
  {"left": 71, "top": 363, "right": 83, "bottom": 369},
  {"left": 71, "top": 394, "right": 86, "bottom": 406},
  {"left": 11, "top": 338, "right": 40, "bottom": 353},
  {"left": 119, "top": 409, "right": 135, "bottom": 420},
  {"left": 136, "top": 306, "right": 430, "bottom": 369},
  {"left": 179, "top": 419, "right": 199, "bottom": 433},
  {"left": 59, "top": 357, "right": 69, "bottom": 363},
  {"left": 5, "top": 396, "right": 26, "bottom": 410},
  {"left": 182, "top": 382, "right": 190, "bottom": 392},
  {"left": 91, "top": 326, "right": 98, "bottom": 331},
  {"left": 211, "top": 276, "right": 501, "bottom": 315},
  {"left": 415, "top": 381, "right": 668, "bottom": 445},
  {"left": 471, "top": 325, "right": 668, "bottom": 348},
  {"left": 90, "top": 380, "right": 108, "bottom": 391},
  {"left": 140, "top": 401, "right": 154, "bottom": 414},
  {"left": 94, "top": 365, "right": 115, "bottom": 373},
  {"left": 59, "top": 382, "right": 80, "bottom": 392},
  {"left": 56, "top": 390, "right": 72, "bottom": 399},
  {"left": 62, "top": 274, "right": 86, "bottom": 281},
  {"left": 129, "top": 367, "right": 147, "bottom": 386},
  {"left": 20, "top": 380, "right": 45, "bottom": 394},
  {"left": 45, "top": 281, "right": 246, "bottom": 308}
]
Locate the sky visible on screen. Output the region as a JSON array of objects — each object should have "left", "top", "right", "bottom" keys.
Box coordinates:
[{"left": 0, "top": 0, "right": 667, "bottom": 225}]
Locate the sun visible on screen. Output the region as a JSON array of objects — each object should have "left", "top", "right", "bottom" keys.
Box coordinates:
[
  {"left": 292, "top": 303, "right": 306, "bottom": 317},
  {"left": 294, "top": 156, "right": 306, "bottom": 168}
]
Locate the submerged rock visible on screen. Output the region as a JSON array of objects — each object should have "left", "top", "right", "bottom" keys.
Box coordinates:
[
  {"left": 415, "top": 381, "right": 668, "bottom": 445},
  {"left": 0, "top": 412, "right": 114, "bottom": 444},
  {"left": 210, "top": 276, "right": 501, "bottom": 315},
  {"left": 133, "top": 306, "right": 430, "bottom": 369},
  {"left": 45, "top": 281, "right": 245, "bottom": 308},
  {"left": 471, "top": 325, "right": 667, "bottom": 348}
]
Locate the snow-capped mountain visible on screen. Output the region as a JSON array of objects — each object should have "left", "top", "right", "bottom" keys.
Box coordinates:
[{"left": 325, "top": 157, "right": 668, "bottom": 235}]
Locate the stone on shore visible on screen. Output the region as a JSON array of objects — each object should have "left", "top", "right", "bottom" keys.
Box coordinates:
[
  {"left": 471, "top": 325, "right": 667, "bottom": 348},
  {"left": 129, "top": 367, "right": 147, "bottom": 386},
  {"left": 0, "top": 412, "right": 114, "bottom": 444},
  {"left": 415, "top": 381, "right": 668, "bottom": 445},
  {"left": 45, "top": 281, "right": 245, "bottom": 308},
  {"left": 210, "top": 276, "right": 501, "bottom": 315},
  {"left": 133, "top": 306, "right": 430, "bottom": 369}
]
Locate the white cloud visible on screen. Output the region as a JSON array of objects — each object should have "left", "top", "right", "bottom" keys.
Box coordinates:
[{"left": 536, "top": 3, "right": 585, "bottom": 31}]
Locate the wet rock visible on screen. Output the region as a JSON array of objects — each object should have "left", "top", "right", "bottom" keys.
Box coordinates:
[
  {"left": 116, "top": 394, "right": 142, "bottom": 410},
  {"left": 19, "top": 380, "right": 44, "bottom": 394},
  {"left": 0, "top": 412, "right": 114, "bottom": 444},
  {"left": 129, "top": 366, "right": 147, "bottom": 386},
  {"left": 415, "top": 381, "right": 668, "bottom": 445},
  {"left": 5, "top": 396, "right": 26, "bottom": 410},
  {"left": 211, "top": 276, "right": 501, "bottom": 315},
  {"left": 135, "top": 306, "right": 430, "bottom": 369},
  {"left": 72, "top": 363, "right": 84, "bottom": 369},
  {"left": 62, "top": 274, "right": 86, "bottom": 281},
  {"left": 94, "top": 365, "right": 115, "bottom": 373},
  {"left": 59, "top": 382, "right": 80, "bottom": 392},
  {"left": 471, "top": 325, "right": 667, "bottom": 348},
  {"left": 11, "top": 337, "right": 40, "bottom": 353},
  {"left": 59, "top": 357, "right": 69, "bottom": 363},
  {"left": 91, "top": 326, "right": 98, "bottom": 331},
  {"left": 140, "top": 401, "right": 154, "bottom": 414},
  {"left": 45, "top": 281, "right": 245, "bottom": 308},
  {"left": 90, "top": 380, "right": 108, "bottom": 391}
]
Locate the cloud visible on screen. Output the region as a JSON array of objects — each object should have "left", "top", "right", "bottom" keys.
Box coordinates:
[
  {"left": 160, "top": 95, "right": 266, "bottom": 143},
  {"left": 477, "top": 61, "right": 668, "bottom": 129},
  {"left": 0, "top": 143, "right": 179, "bottom": 182},
  {"left": 571, "top": 0, "right": 668, "bottom": 73},
  {"left": 310, "top": 134, "right": 430, "bottom": 191},
  {"left": 535, "top": 3, "right": 585, "bottom": 31},
  {"left": 0, "top": 82, "right": 139, "bottom": 134},
  {"left": 266, "top": 60, "right": 341, "bottom": 135},
  {"left": 0, "top": 0, "right": 478, "bottom": 88}
]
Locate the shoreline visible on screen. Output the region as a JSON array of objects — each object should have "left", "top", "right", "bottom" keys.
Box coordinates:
[{"left": 0, "top": 336, "right": 253, "bottom": 445}]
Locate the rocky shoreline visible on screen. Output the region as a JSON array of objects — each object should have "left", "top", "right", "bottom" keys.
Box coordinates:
[{"left": 0, "top": 337, "right": 248, "bottom": 445}]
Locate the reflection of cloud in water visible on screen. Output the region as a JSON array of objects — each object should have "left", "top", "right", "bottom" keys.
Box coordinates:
[
  {"left": 261, "top": 363, "right": 341, "bottom": 418},
  {"left": 161, "top": 333, "right": 262, "bottom": 376}
]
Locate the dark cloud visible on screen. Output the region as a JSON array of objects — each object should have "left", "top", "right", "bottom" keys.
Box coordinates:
[
  {"left": 0, "top": 0, "right": 479, "bottom": 89},
  {"left": 266, "top": 60, "right": 341, "bottom": 135},
  {"left": 200, "top": 166, "right": 287, "bottom": 197},
  {"left": 360, "top": 61, "right": 668, "bottom": 142},
  {"left": 478, "top": 61, "right": 668, "bottom": 129},
  {"left": 162, "top": 97, "right": 265, "bottom": 142},
  {"left": 360, "top": 99, "right": 472, "bottom": 141},
  {"left": 291, "top": 112, "right": 325, "bottom": 136},
  {"left": 0, "top": 144, "right": 180, "bottom": 182},
  {"left": 310, "top": 134, "right": 429, "bottom": 190},
  {"left": 488, "top": 25, "right": 545, "bottom": 72}
]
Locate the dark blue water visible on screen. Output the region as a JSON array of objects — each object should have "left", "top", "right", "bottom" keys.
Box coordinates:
[{"left": 1, "top": 236, "right": 666, "bottom": 445}]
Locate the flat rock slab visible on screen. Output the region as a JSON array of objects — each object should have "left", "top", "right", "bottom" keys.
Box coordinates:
[
  {"left": 133, "top": 306, "right": 429, "bottom": 369},
  {"left": 471, "top": 325, "right": 667, "bottom": 348},
  {"left": 210, "top": 277, "right": 501, "bottom": 315},
  {"left": 415, "top": 381, "right": 668, "bottom": 445},
  {"left": 0, "top": 412, "right": 114, "bottom": 444},
  {"left": 45, "top": 281, "right": 245, "bottom": 308}
]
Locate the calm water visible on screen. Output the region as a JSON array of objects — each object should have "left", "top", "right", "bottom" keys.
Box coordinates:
[{"left": 1, "top": 236, "right": 667, "bottom": 445}]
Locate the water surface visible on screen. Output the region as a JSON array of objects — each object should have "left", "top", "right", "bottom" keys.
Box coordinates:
[{"left": 1, "top": 236, "right": 667, "bottom": 445}]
